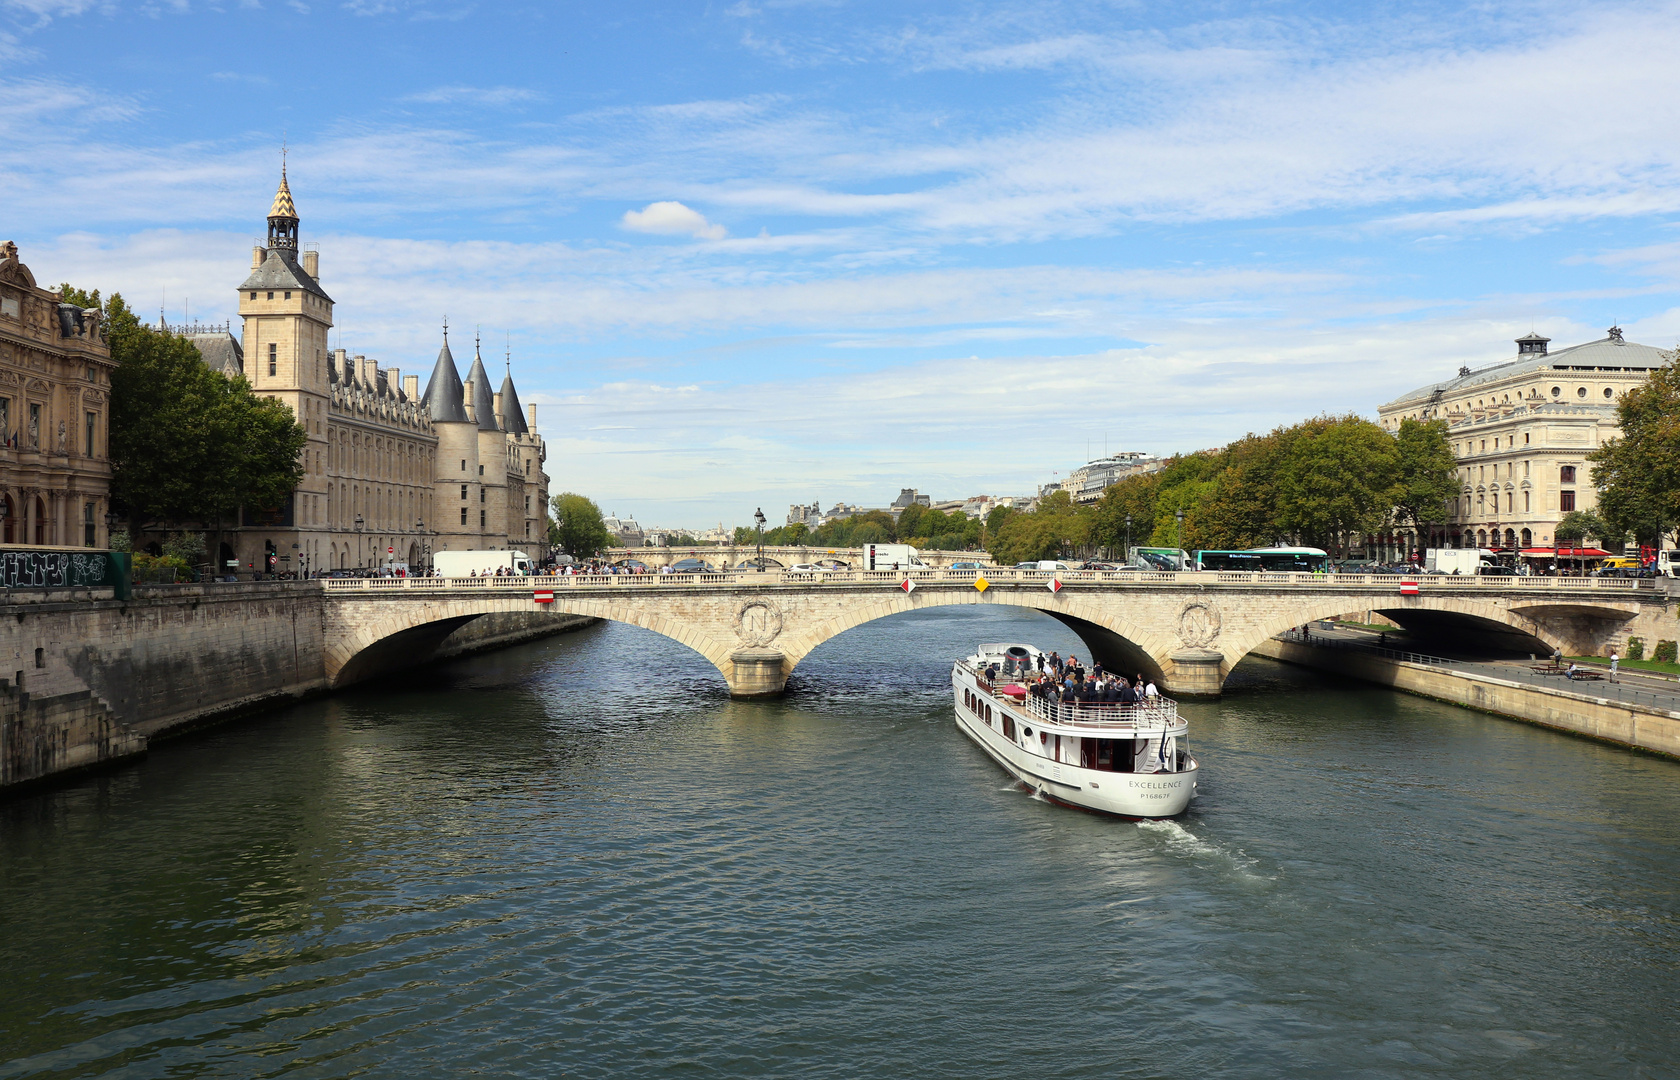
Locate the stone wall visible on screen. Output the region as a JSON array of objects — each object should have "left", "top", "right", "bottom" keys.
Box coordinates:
[
  {"left": 0, "top": 583, "right": 597, "bottom": 792},
  {"left": 1251, "top": 637, "right": 1680, "bottom": 759}
]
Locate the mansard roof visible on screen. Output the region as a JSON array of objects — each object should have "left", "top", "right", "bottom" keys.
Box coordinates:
[
  {"left": 466, "top": 352, "right": 500, "bottom": 431},
  {"left": 1384, "top": 333, "right": 1670, "bottom": 410},
  {"left": 420, "top": 338, "right": 470, "bottom": 423},
  {"left": 499, "top": 370, "right": 528, "bottom": 433},
  {"left": 238, "top": 248, "right": 331, "bottom": 302}
]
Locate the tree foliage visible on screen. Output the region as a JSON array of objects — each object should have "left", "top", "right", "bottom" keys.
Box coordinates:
[
  {"left": 1588, "top": 348, "right": 1680, "bottom": 546},
  {"left": 59, "top": 285, "right": 306, "bottom": 530},
  {"left": 1392, "top": 418, "right": 1460, "bottom": 532},
  {"left": 1554, "top": 509, "right": 1624, "bottom": 546},
  {"left": 550, "top": 492, "right": 613, "bottom": 558},
  {"left": 989, "top": 489, "right": 1089, "bottom": 565}
]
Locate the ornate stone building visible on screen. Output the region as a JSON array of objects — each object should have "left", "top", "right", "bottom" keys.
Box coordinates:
[
  {"left": 215, "top": 171, "right": 549, "bottom": 573},
  {"left": 1378, "top": 329, "right": 1669, "bottom": 554},
  {"left": 0, "top": 242, "right": 115, "bottom": 549}
]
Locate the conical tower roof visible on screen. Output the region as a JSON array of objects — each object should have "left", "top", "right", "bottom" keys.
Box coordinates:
[
  {"left": 499, "top": 368, "right": 528, "bottom": 434},
  {"left": 466, "top": 349, "right": 501, "bottom": 431},
  {"left": 420, "top": 335, "right": 469, "bottom": 423},
  {"left": 269, "top": 167, "right": 297, "bottom": 220}
]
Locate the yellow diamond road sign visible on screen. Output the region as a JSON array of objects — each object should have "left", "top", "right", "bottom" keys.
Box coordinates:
[{"left": 974, "top": 575, "right": 989, "bottom": 592}]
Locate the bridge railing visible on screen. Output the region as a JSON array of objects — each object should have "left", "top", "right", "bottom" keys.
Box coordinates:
[{"left": 318, "top": 569, "right": 1662, "bottom": 593}]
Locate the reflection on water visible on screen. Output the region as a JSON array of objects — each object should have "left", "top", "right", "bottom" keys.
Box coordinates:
[{"left": 2, "top": 607, "right": 1678, "bottom": 1079}]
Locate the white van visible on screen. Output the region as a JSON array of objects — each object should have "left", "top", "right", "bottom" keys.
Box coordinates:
[{"left": 860, "top": 543, "right": 928, "bottom": 571}]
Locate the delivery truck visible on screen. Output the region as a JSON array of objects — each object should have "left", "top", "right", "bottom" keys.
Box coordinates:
[
  {"left": 1424, "top": 548, "right": 1497, "bottom": 575},
  {"left": 860, "top": 543, "right": 928, "bottom": 571},
  {"left": 432, "top": 549, "right": 534, "bottom": 577}
]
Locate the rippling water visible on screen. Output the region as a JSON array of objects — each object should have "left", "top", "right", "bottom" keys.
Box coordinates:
[{"left": 3, "top": 606, "right": 1679, "bottom": 1078}]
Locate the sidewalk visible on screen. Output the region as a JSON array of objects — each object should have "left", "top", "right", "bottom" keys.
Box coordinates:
[{"left": 1286, "top": 624, "right": 1680, "bottom": 715}]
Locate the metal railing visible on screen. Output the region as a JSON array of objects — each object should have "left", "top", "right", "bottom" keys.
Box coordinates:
[{"left": 318, "top": 567, "right": 1666, "bottom": 594}]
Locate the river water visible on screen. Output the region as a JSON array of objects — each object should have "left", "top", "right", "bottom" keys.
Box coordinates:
[{"left": 2, "top": 607, "right": 1678, "bottom": 1078}]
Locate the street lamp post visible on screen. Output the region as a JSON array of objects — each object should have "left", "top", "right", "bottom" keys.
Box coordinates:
[
  {"left": 1174, "top": 509, "right": 1185, "bottom": 570},
  {"left": 416, "top": 518, "right": 428, "bottom": 575},
  {"left": 753, "top": 508, "right": 766, "bottom": 572},
  {"left": 1124, "top": 513, "right": 1132, "bottom": 565},
  {"left": 354, "top": 514, "right": 364, "bottom": 570}
]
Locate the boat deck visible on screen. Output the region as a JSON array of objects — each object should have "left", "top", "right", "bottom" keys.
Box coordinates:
[{"left": 955, "top": 659, "right": 1183, "bottom": 734}]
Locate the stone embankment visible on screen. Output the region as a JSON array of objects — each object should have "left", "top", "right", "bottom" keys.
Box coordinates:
[
  {"left": 0, "top": 582, "right": 593, "bottom": 792},
  {"left": 1251, "top": 636, "right": 1680, "bottom": 759}
]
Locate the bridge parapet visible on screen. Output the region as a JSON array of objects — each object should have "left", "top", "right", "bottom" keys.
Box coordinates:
[{"left": 319, "top": 570, "right": 1663, "bottom": 700}]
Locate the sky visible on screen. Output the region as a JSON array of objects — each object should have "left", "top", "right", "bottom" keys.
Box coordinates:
[{"left": 5, "top": 0, "right": 1680, "bottom": 529}]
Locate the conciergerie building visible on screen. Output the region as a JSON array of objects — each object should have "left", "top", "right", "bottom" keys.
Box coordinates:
[
  {"left": 193, "top": 170, "right": 551, "bottom": 573},
  {"left": 1377, "top": 328, "right": 1669, "bottom": 557}
]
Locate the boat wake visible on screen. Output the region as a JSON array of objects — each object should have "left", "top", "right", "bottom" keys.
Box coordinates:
[{"left": 1137, "top": 820, "right": 1266, "bottom": 881}]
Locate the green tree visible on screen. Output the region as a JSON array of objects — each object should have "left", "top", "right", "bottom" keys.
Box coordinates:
[
  {"left": 1274, "top": 415, "right": 1402, "bottom": 556},
  {"left": 1554, "top": 509, "right": 1624, "bottom": 547},
  {"left": 988, "top": 490, "right": 1091, "bottom": 565},
  {"left": 852, "top": 521, "right": 889, "bottom": 545},
  {"left": 1393, "top": 418, "right": 1460, "bottom": 538},
  {"left": 60, "top": 286, "right": 307, "bottom": 536},
  {"left": 550, "top": 493, "right": 613, "bottom": 559},
  {"left": 895, "top": 502, "right": 925, "bottom": 540},
  {"left": 1588, "top": 348, "right": 1680, "bottom": 547}
]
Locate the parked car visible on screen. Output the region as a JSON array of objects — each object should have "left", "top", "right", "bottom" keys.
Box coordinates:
[
  {"left": 669, "top": 558, "right": 713, "bottom": 573},
  {"left": 947, "top": 561, "right": 987, "bottom": 570},
  {"left": 789, "top": 563, "right": 826, "bottom": 572}
]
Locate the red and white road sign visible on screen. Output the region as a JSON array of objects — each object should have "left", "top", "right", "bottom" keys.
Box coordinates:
[
  {"left": 1400, "top": 580, "right": 1419, "bottom": 596},
  {"left": 1046, "top": 578, "right": 1063, "bottom": 593},
  {"left": 533, "top": 588, "right": 555, "bottom": 604},
  {"left": 388, "top": 546, "right": 395, "bottom": 554},
  {"left": 900, "top": 578, "right": 916, "bottom": 593}
]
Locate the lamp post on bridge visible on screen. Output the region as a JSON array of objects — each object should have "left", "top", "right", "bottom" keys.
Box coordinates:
[
  {"left": 354, "top": 513, "right": 364, "bottom": 570},
  {"left": 1175, "top": 509, "right": 1185, "bottom": 569},
  {"left": 416, "top": 518, "right": 428, "bottom": 575},
  {"left": 753, "top": 507, "right": 766, "bottom": 573},
  {"left": 1125, "top": 513, "right": 1132, "bottom": 565}
]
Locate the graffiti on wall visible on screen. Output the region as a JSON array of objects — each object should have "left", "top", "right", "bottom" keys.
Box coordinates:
[{"left": 0, "top": 550, "right": 112, "bottom": 589}]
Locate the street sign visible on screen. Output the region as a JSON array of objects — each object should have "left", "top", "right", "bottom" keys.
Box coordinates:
[
  {"left": 533, "top": 588, "right": 554, "bottom": 604},
  {"left": 388, "top": 546, "right": 394, "bottom": 554},
  {"left": 1400, "top": 580, "right": 1419, "bottom": 596},
  {"left": 1047, "top": 578, "right": 1062, "bottom": 593},
  {"left": 900, "top": 578, "right": 916, "bottom": 593}
]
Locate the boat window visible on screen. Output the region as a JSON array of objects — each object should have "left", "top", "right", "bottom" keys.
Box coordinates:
[
  {"left": 1022, "top": 727, "right": 1033, "bottom": 738},
  {"left": 985, "top": 705, "right": 993, "bottom": 725},
  {"left": 1040, "top": 732, "right": 1050, "bottom": 746},
  {"left": 1002, "top": 714, "right": 1013, "bottom": 740}
]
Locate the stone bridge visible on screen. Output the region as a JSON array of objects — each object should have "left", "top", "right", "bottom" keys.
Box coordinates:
[{"left": 321, "top": 568, "right": 1666, "bottom": 697}]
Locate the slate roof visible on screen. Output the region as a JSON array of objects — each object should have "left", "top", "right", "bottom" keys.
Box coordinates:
[
  {"left": 499, "top": 370, "right": 528, "bottom": 434},
  {"left": 238, "top": 248, "right": 331, "bottom": 302},
  {"left": 1384, "top": 334, "right": 1670, "bottom": 409},
  {"left": 466, "top": 352, "right": 501, "bottom": 431},
  {"left": 420, "top": 338, "right": 470, "bottom": 423},
  {"left": 187, "top": 331, "right": 244, "bottom": 377}
]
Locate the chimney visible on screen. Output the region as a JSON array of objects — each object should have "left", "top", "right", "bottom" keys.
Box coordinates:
[
  {"left": 301, "top": 250, "right": 319, "bottom": 278},
  {"left": 357, "top": 355, "right": 375, "bottom": 391},
  {"left": 528, "top": 403, "right": 537, "bottom": 432},
  {"left": 493, "top": 391, "right": 503, "bottom": 427},
  {"left": 462, "top": 378, "right": 475, "bottom": 422},
  {"left": 386, "top": 366, "right": 401, "bottom": 398},
  {"left": 404, "top": 374, "right": 419, "bottom": 400},
  {"left": 252, "top": 246, "right": 265, "bottom": 268}
]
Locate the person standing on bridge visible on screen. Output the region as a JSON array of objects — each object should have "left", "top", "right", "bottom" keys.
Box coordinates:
[{"left": 1611, "top": 650, "right": 1620, "bottom": 683}]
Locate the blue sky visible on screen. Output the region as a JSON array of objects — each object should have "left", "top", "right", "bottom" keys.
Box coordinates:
[{"left": 6, "top": 0, "right": 1680, "bottom": 528}]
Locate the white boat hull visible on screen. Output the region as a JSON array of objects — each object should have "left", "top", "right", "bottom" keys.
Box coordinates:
[{"left": 952, "top": 660, "right": 1197, "bottom": 819}]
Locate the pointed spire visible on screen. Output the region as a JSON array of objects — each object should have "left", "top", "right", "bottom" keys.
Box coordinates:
[
  {"left": 420, "top": 330, "right": 469, "bottom": 423},
  {"left": 466, "top": 343, "right": 501, "bottom": 431},
  {"left": 499, "top": 367, "right": 528, "bottom": 434}
]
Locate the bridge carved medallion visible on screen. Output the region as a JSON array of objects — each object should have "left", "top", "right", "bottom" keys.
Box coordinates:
[
  {"left": 1177, "top": 602, "right": 1222, "bottom": 648},
  {"left": 734, "top": 598, "right": 784, "bottom": 646}
]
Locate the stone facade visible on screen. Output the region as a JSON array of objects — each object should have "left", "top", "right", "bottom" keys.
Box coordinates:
[
  {"left": 212, "top": 172, "right": 551, "bottom": 573},
  {"left": 1378, "top": 329, "right": 1669, "bottom": 552},
  {"left": 0, "top": 242, "right": 115, "bottom": 549}
]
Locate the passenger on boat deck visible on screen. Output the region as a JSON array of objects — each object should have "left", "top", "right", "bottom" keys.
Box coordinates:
[{"left": 1144, "top": 681, "right": 1159, "bottom": 698}]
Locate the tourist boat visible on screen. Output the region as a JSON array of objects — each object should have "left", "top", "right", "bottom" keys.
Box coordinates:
[{"left": 951, "top": 643, "right": 1197, "bottom": 818}]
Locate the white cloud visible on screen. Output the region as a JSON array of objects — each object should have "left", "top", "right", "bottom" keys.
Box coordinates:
[
  {"left": 621, "top": 201, "right": 728, "bottom": 241},
  {"left": 400, "top": 85, "right": 541, "bottom": 107}
]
